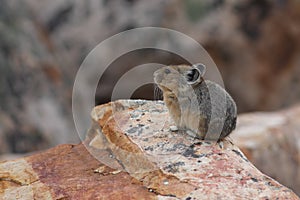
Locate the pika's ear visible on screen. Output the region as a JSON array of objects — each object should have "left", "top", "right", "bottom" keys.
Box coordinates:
[
  {"left": 186, "top": 68, "right": 201, "bottom": 85},
  {"left": 192, "top": 63, "right": 206, "bottom": 77},
  {"left": 186, "top": 63, "right": 206, "bottom": 85}
]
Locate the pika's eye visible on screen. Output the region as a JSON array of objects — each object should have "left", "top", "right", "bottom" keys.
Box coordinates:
[
  {"left": 164, "top": 68, "right": 171, "bottom": 74},
  {"left": 186, "top": 68, "right": 200, "bottom": 83}
]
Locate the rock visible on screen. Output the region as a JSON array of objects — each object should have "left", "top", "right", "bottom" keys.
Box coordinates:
[
  {"left": 0, "top": 144, "right": 155, "bottom": 200},
  {"left": 1, "top": 100, "right": 298, "bottom": 199},
  {"left": 232, "top": 104, "right": 300, "bottom": 197}
]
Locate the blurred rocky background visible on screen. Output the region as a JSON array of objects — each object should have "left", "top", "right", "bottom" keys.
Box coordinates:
[{"left": 0, "top": 0, "right": 300, "bottom": 195}]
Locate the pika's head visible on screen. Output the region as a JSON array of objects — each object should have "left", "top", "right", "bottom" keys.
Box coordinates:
[{"left": 153, "top": 63, "right": 206, "bottom": 95}]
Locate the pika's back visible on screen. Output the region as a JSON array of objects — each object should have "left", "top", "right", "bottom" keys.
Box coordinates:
[{"left": 197, "top": 80, "right": 237, "bottom": 139}]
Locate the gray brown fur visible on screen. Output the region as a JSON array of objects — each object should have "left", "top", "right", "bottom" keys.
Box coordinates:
[{"left": 154, "top": 64, "right": 237, "bottom": 140}]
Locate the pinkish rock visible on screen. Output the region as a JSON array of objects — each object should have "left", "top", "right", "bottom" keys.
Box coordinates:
[
  {"left": 232, "top": 104, "right": 300, "bottom": 197},
  {"left": 86, "top": 100, "right": 299, "bottom": 199},
  {"left": 1, "top": 100, "right": 299, "bottom": 199}
]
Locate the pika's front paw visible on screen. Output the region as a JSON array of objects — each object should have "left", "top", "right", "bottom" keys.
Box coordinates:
[
  {"left": 186, "top": 130, "right": 197, "bottom": 137},
  {"left": 169, "top": 125, "right": 179, "bottom": 132}
]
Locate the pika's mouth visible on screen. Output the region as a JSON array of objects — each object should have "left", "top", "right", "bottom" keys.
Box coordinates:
[{"left": 155, "top": 84, "right": 172, "bottom": 94}]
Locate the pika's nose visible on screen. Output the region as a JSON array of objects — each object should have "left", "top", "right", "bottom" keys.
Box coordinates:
[{"left": 153, "top": 70, "right": 162, "bottom": 83}]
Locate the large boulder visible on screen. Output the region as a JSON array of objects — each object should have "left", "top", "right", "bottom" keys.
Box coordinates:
[
  {"left": 0, "top": 100, "right": 298, "bottom": 199},
  {"left": 232, "top": 104, "right": 300, "bottom": 196}
]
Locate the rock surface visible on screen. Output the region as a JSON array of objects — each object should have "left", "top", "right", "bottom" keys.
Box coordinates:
[
  {"left": 0, "top": 144, "right": 155, "bottom": 200},
  {"left": 232, "top": 104, "right": 300, "bottom": 197},
  {"left": 1, "top": 100, "right": 299, "bottom": 199}
]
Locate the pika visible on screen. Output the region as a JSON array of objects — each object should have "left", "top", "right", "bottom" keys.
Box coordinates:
[{"left": 153, "top": 64, "right": 237, "bottom": 140}]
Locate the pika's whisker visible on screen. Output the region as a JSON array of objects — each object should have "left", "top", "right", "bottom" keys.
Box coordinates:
[{"left": 154, "top": 84, "right": 162, "bottom": 101}]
